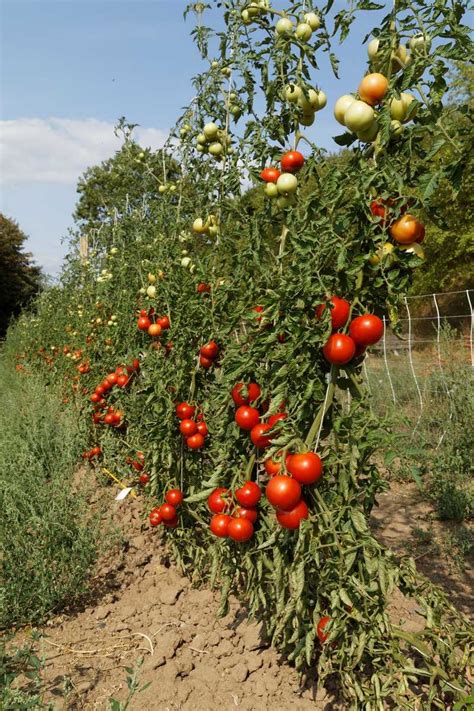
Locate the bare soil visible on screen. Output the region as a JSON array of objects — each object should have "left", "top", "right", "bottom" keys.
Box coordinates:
[{"left": 13, "top": 478, "right": 472, "bottom": 710}]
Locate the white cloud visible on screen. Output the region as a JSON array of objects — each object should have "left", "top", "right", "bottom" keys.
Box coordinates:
[{"left": 0, "top": 117, "right": 168, "bottom": 185}]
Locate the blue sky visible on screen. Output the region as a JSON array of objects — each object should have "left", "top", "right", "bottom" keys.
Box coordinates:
[{"left": 1, "top": 1, "right": 386, "bottom": 275}]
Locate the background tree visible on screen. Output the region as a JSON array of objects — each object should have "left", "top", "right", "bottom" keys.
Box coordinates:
[{"left": 0, "top": 214, "right": 42, "bottom": 337}]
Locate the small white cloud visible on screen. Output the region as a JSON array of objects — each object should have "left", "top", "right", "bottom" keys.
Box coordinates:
[{"left": 0, "top": 117, "right": 168, "bottom": 185}]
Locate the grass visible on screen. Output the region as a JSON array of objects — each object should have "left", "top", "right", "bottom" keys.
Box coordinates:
[{"left": 0, "top": 354, "right": 102, "bottom": 629}]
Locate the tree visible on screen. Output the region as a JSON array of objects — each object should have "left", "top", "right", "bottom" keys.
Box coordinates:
[{"left": 0, "top": 214, "right": 42, "bottom": 336}]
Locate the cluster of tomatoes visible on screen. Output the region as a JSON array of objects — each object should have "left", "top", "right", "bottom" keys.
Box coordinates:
[
  {"left": 126, "top": 450, "right": 150, "bottom": 486},
  {"left": 89, "top": 358, "right": 139, "bottom": 427},
  {"left": 315, "top": 296, "right": 384, "bottom": 365},
  {"left": 199, "top": 340, "right": 219, "bottom": 369},
  {"left": 136, "top": 308, "right": 171, "bottom": 339},
  {"left": 149, "top": 488, "right": 184, "bottom": 528},
  {"left": 208, "top": 481, "right": 261, "bottom": 542},
  {"left": 81, "top": 445, "right": 102, "bottom": 461},
  {"left": 195, "top": 122, "right": 232, "bottom": 161},
  {"left": 76, "top": 359, "right": 91, "bottom": 375},
  {"left": 260, "top": 149, "right": 305, "bottom": 209},
  {"left": 265, "top": 451, "right": 323, "bottom": 529},
  {"left": 175, "top": 402, "right": 209, "bottom": 450}
]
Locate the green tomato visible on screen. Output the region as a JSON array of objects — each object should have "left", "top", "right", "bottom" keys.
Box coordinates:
[
  {"left": 265, "top": 182, "right": 279, "bottom": 198},
  {"left": 315, "top": 90, "right": 327, "bottom": 111},
  {"left": 284, "top": 84, "right": 302, "bottom": 103},
  {"left": 209, "top": 142, "right": 224, "bottom": 156},
  {"left": 299, "top": 112, "right": 315, "bottom": 126},
  {"left": 275, "top": 17, "right": 293, "bottom": 36},
  {"left": 409, "top": 34, "right": 431, "bottom": 54},
  {"left": 203, "top": 122, "right": 219, "bottom": 139},
  {"left": 356, "top": 120, "right": 379, "bottom": 142},
  {"left": 197, "top": 133, "right": 207, "bottom": 145},
  {"left": 390, "top": 120, "right": 404, "bottom": 138},
  {"left": 295, "top": 23, "right": 312, "bottom": 42},
  {"left": 344, "top": 100, "right": 375, "bottom": 132},
  {"left": 276, "top": 173, "right": 298, "bottom": 194},
  {"left": 334, "top": 94, "right": 355, "bottom": 125},
  {"left": 304, "top": 12, "right": 321, "bottom": 30}
]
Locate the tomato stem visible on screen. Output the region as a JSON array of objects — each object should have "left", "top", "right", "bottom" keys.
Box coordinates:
[{"left": 304, "top": 366, "right": 337, "bottom": 448}]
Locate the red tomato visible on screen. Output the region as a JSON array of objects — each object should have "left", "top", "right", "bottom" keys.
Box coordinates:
[
  {"left": 250, "top": 423, "right": 272, "bottom": 449},
  {"left": 149, "top": 509, "right": 162, "bottom": 526},
  {"left": 199, "top": 355, "right": 214, "bottom": 369},
  {"left": 253, "top": 305, "right": 264, "bottom": 322},
  {"left": 197, "top": 282, "right": 211, "bottom": 293},
  {"left": 315, "top": 296, "right": 351, "bottom": 330},
  {"left": 106, "top": 373, "right": 118, "bottom": 385},
  {"left": 90, "top": 393, "right": 100, "bottom": 403},
  {"left": 322, "top": 334, "right": 356, "bottom": 365},
  {"left": 208, "top": 487, "right": 230, "bottom": 514},
  {"left": 139, "top": 473, "right": 150, "bottom": 485},
  {"left": 101, "top": 379, "right": 112, "bottom": 391},
  {"left": 90, "top": 446, "right": 102, "bottom": 457},
  {"left": 370, "top": 199, "right": 386, "bottom": 219},
  {"left": 132, "top": 358, "right": 140, "bottom": 371},
  {"left": 163, "top": 516, "right": 178, "bottom": 528},
  {"left": 111, "top": 411, "right": 122, "bottom": 426},
  {"left": 117, "top": 374, "right": 129, "bottom": 387},
  {"left": 231, "top": 382, "right": 261, "bottom": 406},
  {"left": 286, "top": 452, "right": 323, "bottom": 485},
  {"left": 115, "top": 366, "right": 125, "bottom": 375},
  {"left": 317, "top": 616, "right": 331, "bottom": 643},
  {"left": 210, "top": 513, "right": 231, "bottom": 537},
  {"left": 165, "top": 489, "right": 184, "bottom": 506},
  {"left": 234, "top": 506, "right": 258, "bottom": 524},
  {"left": 176, "top": 402, "right": 196, "bottom": 420},
  {"left": 349, "top": 314, "right": 384, "bottom": 346},
  {"left": 138, "top": 317, "right": 151, "bottom": 331},
  {"left": 268, "top": 412, "right": 286, "bottom": 428},
  {"left": 139, "top": 309, "right": 148, "bottom": 317},
  {"left": 196, "top": 421, "right": 209, "bottom": 437},
  {"left": 160, "top": 503, "right": 177, "bottom": 521},
  {"left": 266, "top": 475, "right": 301, "bottom": 511},
  {"left": 264, "top": 457, "right": 281, "bottom": 476},
  {"left": 186, "top": 433, "right": 205, "bottom": 449},
  {"left": 95, "top": 385, "right": 106, "bottom": 396},
  {"left": 235, "top": 406, "right": 260, "bottom": 431},
  {"left": 179, "top": 419, "right": 198, "bottom": 437},
  {"left": 415, "top": 223, "right": 425, "bottom": 243},
  {"left": 228, "top": 518, "right": 254, "bottom": 542},
  {"left": 92, "top": 413, "right": 102, "bottom": 424},
  {"left": 136, "top": 451, "right": 145, "bottom": 460},
  {"left": 200, "top": 341, "right": 219, "bottom": 359},
  {"left": 131, "top": 459, "right": 144, "bottom": 472},
  {"left": 280, "top": 150, "right": 305, "bottom": 173},
  {"left": 157, "top": 315, "right": 170, "bottom": 330},
  {"left": 260, "top": 167, "right": 281, "bottom": 183},
  {"left": 235, "top": 481, "right": 261, "bottom": 508},
  {"left": 276, "top": 499, "right": 309, "bottom": 529}
]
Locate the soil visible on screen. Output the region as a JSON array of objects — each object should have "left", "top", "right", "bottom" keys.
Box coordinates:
[{"left": 13, "top": 478, "right": 472, "bottom": 710}]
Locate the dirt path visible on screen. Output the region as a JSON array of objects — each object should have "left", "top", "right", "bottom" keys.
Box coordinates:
[{"left": 14, "top": 480, "right": 472, "bottom": 710}]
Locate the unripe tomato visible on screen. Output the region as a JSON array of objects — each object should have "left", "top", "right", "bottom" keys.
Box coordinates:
[
  {"left": 210, "top": 513, "right": 231, "bottom": 537},
  {"left": 160, "top": 503, "right": 177, "bottom": 521},
  {"left": 358, "top": 73, "right": 388, "bottom": 105},
  {"left": 344, "top": 100, "right": 375, "bottom": 132},
  {"left": 235, "top": 405, "right": 260, "bottom": 431},
  {"left": 250, "top": 423, "right": 272, "bottom": 449},
  {"left": 186, "top": 433, "right": 205, "bottom": 449},
  {"left": 295, "top": 22, "right": 312, "bottom": 41},
  {"left": 276, "top": 499, "right": 309, "bottom": 529},
  {"left": 260, "top": 167, "right": 281, "bottom": 183},
  {"left": 234, "top": 506, "right": 258, "bottom": 524},
  {"left": 276, "top": 173, "right": 298, "bottom": 194},
  {"left": 139, "top": 473, "right": 150, "bottom": 485},
  {"left": 196, "top": 421, "right": 209, "bottom": 437},
  {"left": 208, "top": 487, "right": 230, "bottom": 513},
  {"left": 304, "top": 12, "right": 320, "bottom": 30},
  {"left": 284, "top": 83, "right": 302, "bottom": 103},
  {"left": 179, "top": 419, "right": 198, "bottom": 437},
  {"left": 176, "top": 402, "right": 196, "bottom": 420},
  {"left": 286, "top": 452, "right": 323, "bottom": 485},
  {"left": 265, "top": 182, "right": 279, "bottom": 198},
  {"left": 317, "top": 616, "right": 331, "bottom": 643},
  {"left": 275, "top": 17, "right": 293, "bottom": 36},
  {"left": 148, "top": 323, "right": 162, "bottom": 337},
  {"left": 334, "top": 94, "right": 355, "bottom": 125},
  {"left": 200, "top": 341, "right": 219, "bottom": 359},
  {"left": 228, "top": 518, "right": 254, "bottom": 542},
  {"left": 322, "top": 334, "right": 356, "bottom": 365},
  {"left": 149, "top": 509, "right": 162, "bottom": 527},
  {"left": 389, "top": 214, "right": 424, "bottom": 244},
  {"left": 232, "top": 382, "right": 261, "bottom": 406},
  {"left": 315, "top": 296, "right": 351, "bottom": 330},
  {"left": 349, "top": 315, "right": 384, "bottom": 346},
  {"left": 280, "top": 150, "right": 305, "bottom": 173},
  {"left": 165, "top": 489, "right": 184, "bottom": 506},
  {"left": 138, "top": 316, "right": 151, "bottom": 331},
  {"left": 357, "top": 120, "right": 379, "bottom": 143},
  {"left": 157, "top": 315, "right": 170, "bottom": 330},
  {"left": 235, "top": 481, "right": 261, "bottom": 508},
  {"left": 203, "top": 122, "right": 219, "bottom": 139},
  {"left": 266, "top": 475, "right": 301, "bottom": 511}
]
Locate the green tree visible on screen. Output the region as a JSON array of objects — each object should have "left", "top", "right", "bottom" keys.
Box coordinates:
[{"left": 0, "top": 214, "right": 42, "bottom": 337}]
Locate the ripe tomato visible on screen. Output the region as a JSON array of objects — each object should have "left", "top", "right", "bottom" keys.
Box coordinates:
[
  {"left": 266, "top": 476, "right": 301, "bottom": 511},
  {"left": 117, "top": 374, "right": 129, "bottom": 387},
  {"left": 139, "top": 473, "right": 150, "bottom": 485},
  {"left": 349, "top": 314, "right": 384, "bottom": 346},
  {"left": 176, "top": 402, "right": 195, "bottom": 420},
  {"left": 160, "top": 503, "right": 177, "bottom": 521},
  {"left": 276, "top": 499, "right": 309, "bottom": 529},
  {"left": 389, "top": 213, "right": 424, "bottom": 244},
  {"left": 196, "top": 421, "right": 209, "bottom": 437},
  {"left": 149, "top": 509, "right": 162, "bottom": 526},
  {"left": 101, "top": 379, "right": 112, "bottom": 391},
  {"left": 358, "top": 73, "right": 389, "bottom": 105},
  {"left": 186, "top": 433, "right": 205, "bottom": 449},
  {"left": 232, "top": 382, "right": 261, "bottom": 406},
  {"left": 235, "top": 481, "right": 261, "bottom": 508},
  {"left": 250, "top": 423, "right": 272, "bottom": 449},
  {"left": 165, "top": 489, "right": 184, "bottom": 506},
  {"left": 210, "top": 513, "right": 231, "bottom": 537},
  {"left": 180, "top": 419, "right": 198, "bottom": 437},
  {"left": 138, "top": 317, "right": 151, "bottom": 331},
  {"left": 106, "top": 373, "right": 118, "bottom": 385},
  {"left": 131, "top": 459, "right": 144, "bottom": 472},
  {"left": 139, "top": 309, "right": 148, "bottom": 317},
  {"left": 148, "top": 323, "right": 162, "bottom": 338},
  {"left": 90, "top": 446, "right": 102, "bottom": 457},
  {"left": 157, "top": 315, "right": 170, "bottom": 330},
  {"left": 253, "top": 305, "right": 264, "bottom": 322},
  {"left": 315, "top": 296, "right": 351, "bottom": 330},
  {"left": 92, "top": 413, "right": 102, "bottom": 424},
  {"left": 199, "top": 355, "right": 214, "bottom": 369},
  {"left": 280, "top": 150, "right": 305, "bottom": 173},
  {"left": 370, "top": 199, "right": 386, "bottom": 219},
  {"left": 197, "top": 282, "right": 211, "bottom": 293},
  {"left": 286, "top": 452, "right": 323, "bottom": 485},
  {"left": 235, "top": 405, "right": 260, "bottom": 431},
  {"left": 136, "top": 451, "right": 145, "bottom": 460},
  {"left": 264, "top": 457, "right": 281, "bottom": 476},
  {"left": 132, "top": 358, "right": 140, "bottom": 371},
  {"left": 268, "top": 412, "right": 286, "bottom": 428},
  {"left": 322, "top": 334, "right": 356, "bottom": 365},
  {"left": 208, "top": 487, "right": 230, "bottom": 513},
  {"left": 111, "top": 411, "right": 122, "bottom": 426},
  {"left": 317, "top": 616, "right": 331, "bottom": 643},
  {"left": 95, "top": 385, "right": 106, "bottom": 396},
  {"left": 90, "top": 393, "right": 100, "bottom": 403},
  {"left": 260, "top": 167, "right": 281, "bottom": 183},
  {"left": 415, "top": 223, "right": 425, "bottom": 243},
  {"left": 227, "top": 518, "right": 254, "bottom": 542},
  {"left": 163, "top": 516, "right": 178, "bottom": 528},
  {"left": 200, "top": 341, "right": 219, "bottom": 359},
  {"left": 234, "top": 506, "right": 258, "bottom": 524}
]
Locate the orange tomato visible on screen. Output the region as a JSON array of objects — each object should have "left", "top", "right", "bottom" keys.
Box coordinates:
[
  {"left": 389, "top": 214, "right": 424, "bottom": 244},
  {"left": 358, "top": 73, "right": 389, "bottom": 105}
]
